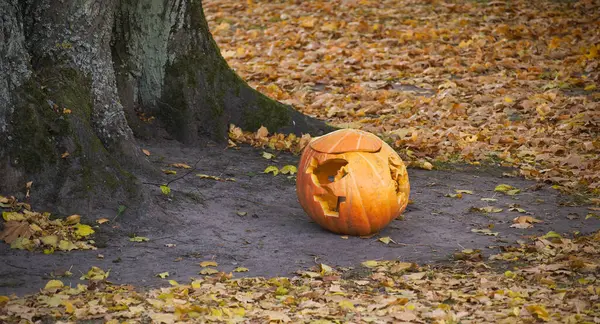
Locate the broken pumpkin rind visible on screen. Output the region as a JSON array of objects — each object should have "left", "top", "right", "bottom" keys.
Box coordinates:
[{"left": 296, "top": 129, "right": 410, "bottom": 236}]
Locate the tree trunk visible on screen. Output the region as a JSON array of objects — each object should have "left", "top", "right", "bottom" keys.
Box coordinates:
[{"left": 0, "top": 0, "right": 330, "bottom": 217}]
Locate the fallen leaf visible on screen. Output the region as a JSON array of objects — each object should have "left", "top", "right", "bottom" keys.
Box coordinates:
[
  {"left": 494, "top": 184, "right": 521, "bottom": 195},
  {"left": 74, "top": 224, "right": 95, "bottom": 238},
  {"left": 199, "top": 268, "right": 219, "bottom": 275},
  {"left": 471, "top": 206, "right": 503, "bottom": 213},
  {"left": 526, "top": 304, "right": 550, "bottom": 321},
  {"left": 44, "top": 280, "right": 64, "bottom": 290},
  {"left": 0, "top": 221, "right": 32, "bottom": 243},
  {"left": 378, "top": 236, "right": 396, "bottom": 244},
  {"left": 280, "top": 165, "right": 298, "bottom": 175},
  {"left": 234, "top": 267, "right": 249, "bottom": 272},
  {"left": 64, "top": 214, "right": 81, "bottom": 225},
  {"left": 263, "top": 166, "right": 279, "bottom": 176},
  {"left": 156, "top": 272, "right": 169, "bottom": 278},
  {"left": 142, "top": 149, "right": 150, "bottom": 156},
  {"left": 256, "top": 126, "right": 269, "bottom": 138},
  {"left": 361, "top": 260, "right": 379, "bottom": 268},
  {"left": 2, "top": 212, "right": 24, "bottom": 221},
  {"left": 169, "top": 163, "right": 191, "bottom": 169},
  {"left": 200, "top": 261, "right": 218, "bottom": 267},
  {"left": 471, "top": 228, "right": 499, "bottom": 236},
  {"left": 80, "top": 266, "right": 110, "bottom": 280},
  {"left": 160, "top": 185, "right": 171, "bottom": 195},
  {"left": 130, "top": 236, "right": 149, "bottom": 242},
  {"left": 456, "top": 189, "right": 473, "bottom": 194},
  {"left": 262, "top": 152, "right": 275, "bottom": 159},
  {"left": 481, "top": 198, "right": 497, "bottom": 202}
]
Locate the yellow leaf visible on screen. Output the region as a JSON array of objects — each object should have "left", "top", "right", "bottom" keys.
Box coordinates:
[
  {"left": 234, "top": 267, "right": 249, "bottom": 272},
  {"left": 280, "top": 165, "right": 297, "bottom": 175},
  {"left": 162, "top": 169, "right": 177, "bottom": 175},
  {"left": 40, "top": 235, "right": 59, "bottom": 248},
  {"left": 96, "top": 218, "right": 110, "bottom": 224},
  {"left": 58, "top": 239, "right": 77, "bottom": 251},
  {"left": 262, "top": 152, "right": 275, "bottom": 159},
  {"left": 199, "top": 268, "right": 219, "bottom": 275},
  {"left": 319, "top": 263, "right": 333, "bottom": 275},
  {"left": 2, "top": 212, "right": 24, "bottom": 221},
  {"left": 542, "top": 231, "right": 562, "bottom": 239},
  {"left": 504, "top": 97, "right": 514, "bottom": 103},
  {"left": 0, "top": 296, "right": 9, "bottom": 306},
  {"left": 526, "top": 304, "right": 550, "bottom": 321},
  {"left": 142, "top": 149, "right": 151, "bottom": 156},
  {"left": 191, "top": 280, "right": 203, "bottom": 289},
  {"left": 420, "top": 161, "right": 433, "bottom": 170},
  {"left": 170, "top": 163, "right": 192, "bottom": 169},
  {"left": 263, "top": 166, "right": 279, "bottom": 176},
  {"left": 378, "top": 236, "right": 394, "bottom": 244},
  {"left": 339, "top": 300, "right": 355, "bottom": 310},
  {"left": 361, "top": 260, "right": 379, "bottom": 268},
  {"left": 479, "top": 206, "right": 503, "bottom": 213},
  {"left": 168, "top": 280, "right": 179, "bottom": 286},
  {"left": 156, "top": 272, "right": 169, "bottom": 278},
  {"left": 495, "top": 184, "right": 520, "bottom": 195},
  {"left": 200, "top": 261, "right": 218, "bottom": 267},
  {"left": 74, "top": 224, "right": 95, "bottom": 238},
  {"left": 504, "top": 270, "right": 516, "bottom": 278},
  {"left": 456, "top": 190, "right": 473, "bottom": 194},
  {"left": 44, "top": 280, "right": 64, "bottom": 290},
  {"left": 80, "top": 266, "right": 110, "bottom": 280},
  {"left": 584, "top": 84, "right": 597, "bottom": 91},
  {"left": 130, "top": 236, "right": 149, "bottom": 242},
  {"left": 160, "top": 185, "right": 171, "bottom": 195},
  {"left": 63, "top": 301, "right": 75, "bottom": 314},
  {"left": 29, "top": 223, "right": 43, "bottom": 232},
  {"left": 64, "top": 214, "right": 81, "bottom": 225},
  {"left": 61, "top": 152, "right": 70, "bottom": 158}
]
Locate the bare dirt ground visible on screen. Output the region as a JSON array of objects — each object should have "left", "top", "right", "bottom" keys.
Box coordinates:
[{"left": 1, "top": 140, "right": 598, "bottom": 296}]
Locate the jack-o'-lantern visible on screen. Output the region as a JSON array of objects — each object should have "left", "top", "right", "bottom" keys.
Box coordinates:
[{"left": 296, "top": 129, "right": 410, "bottom": 236}]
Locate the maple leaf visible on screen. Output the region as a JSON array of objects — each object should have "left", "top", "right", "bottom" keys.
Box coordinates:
[{"left": 0, "top": 221, "right": 32, "bottom": 244}]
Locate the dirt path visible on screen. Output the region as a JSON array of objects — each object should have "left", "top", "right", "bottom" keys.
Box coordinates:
[{"left": 1, "top": 140, "right": 598, "bottom": 296}]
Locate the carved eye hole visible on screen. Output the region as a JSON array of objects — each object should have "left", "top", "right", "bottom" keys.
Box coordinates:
[
  {"left": 313, "top": 159, "right": 348, "bottom": 185},
  {"left": 308, "top": 158, "right": 349, "bottom": 217}
]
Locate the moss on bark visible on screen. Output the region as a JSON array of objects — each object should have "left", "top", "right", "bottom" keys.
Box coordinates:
[{"left": 6, "top": 64, "right": 138, "bottom": 213}]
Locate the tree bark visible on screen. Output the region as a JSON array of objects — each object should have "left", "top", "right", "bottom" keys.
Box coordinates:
[
  {"left": 0, "top": 0, "right": 329, "bottom": 218},
  {"left": 112, "top": 0, "right": 328, "bottom": 143},
  {"left": 0, "top": 0, "right": 330, "bottom": 217}
]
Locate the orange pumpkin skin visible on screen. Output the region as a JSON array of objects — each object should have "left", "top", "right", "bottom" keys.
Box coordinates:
[{"left": 296, "top": 129, "right": 410, "bottom": 236}]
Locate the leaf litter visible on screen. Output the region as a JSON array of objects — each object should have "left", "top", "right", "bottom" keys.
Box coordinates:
[
  {"left": 1, "top": 230, "right": 598, "bottom": 323},
  {"left": 0, "top": 195, "right": 96, "bottom": 252},
  {"left": 209, "top": 0, "right": 600, "bottom": 198}
]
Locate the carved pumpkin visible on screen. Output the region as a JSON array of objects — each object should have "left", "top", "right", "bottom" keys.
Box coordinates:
[{"left": 296, "top": 129, "right": 410, "bottom": 236}]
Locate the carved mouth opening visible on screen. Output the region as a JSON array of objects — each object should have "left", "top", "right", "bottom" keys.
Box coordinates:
[{"left": 308, "top": 158, "right": 348, "bottom": 217}]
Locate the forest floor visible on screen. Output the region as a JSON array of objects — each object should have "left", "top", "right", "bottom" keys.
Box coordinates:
[
  {"left": 2, "top": 0, "right": 600, "bottom": 322},
  {"left": 1, "top": 140, "right": 599, "bottom": 322}
]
